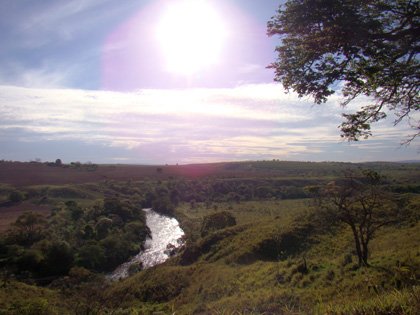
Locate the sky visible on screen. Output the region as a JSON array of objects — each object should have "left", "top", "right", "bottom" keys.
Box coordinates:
[{"left": 0, "top": 0, "right": 418, "bottom": 164}]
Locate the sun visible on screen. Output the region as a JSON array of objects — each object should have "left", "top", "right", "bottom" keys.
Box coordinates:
[{"left": 156, "top": 0, "right": 226, "bottom": 75}]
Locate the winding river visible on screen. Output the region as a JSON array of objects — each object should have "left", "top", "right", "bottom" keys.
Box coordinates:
[{"left": 109, "top": 208, "right": 185, "bottom": 280}]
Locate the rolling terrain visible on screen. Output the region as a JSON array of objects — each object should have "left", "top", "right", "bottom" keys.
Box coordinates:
[{"left": 0, "top": 160, "right": 419, "bottom": 314}]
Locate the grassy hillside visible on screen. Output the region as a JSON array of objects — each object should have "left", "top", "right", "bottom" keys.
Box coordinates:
[
  {"left": 0, "top": 161, "right": 419, "bottom": 314},
  {"left": 103, "top": 197, "right": 419, "bottom": 314}
]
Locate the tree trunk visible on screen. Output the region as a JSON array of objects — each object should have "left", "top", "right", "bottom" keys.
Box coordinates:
[
  {"left": 358, "top": 225, "right": 370, "bottom": 267},
  {"left": 361, "top": 240, "right": 369, "bottom": 266},
  {"left": 350, "top": 224, "right": 364, "bottom": 267}
]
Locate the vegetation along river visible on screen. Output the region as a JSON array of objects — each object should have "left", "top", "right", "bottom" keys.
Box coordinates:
[{"left": 109, "top": 208, "right": 185, "bottom": 280}]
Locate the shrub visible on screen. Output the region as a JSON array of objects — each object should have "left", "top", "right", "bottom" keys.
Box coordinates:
[
  {"left": 152, "top": 196, "right": 175, "bottom": 216},
  {"left": 76, "top": 243, "right": 106, "bottom": 271},
  {"left": 16, "top": 249, "right": 44, "bottom": 273},
  {"left": 9, "top": 191, "right": 24, "bottom": 203},
  {"left": 200, "top": 211, "right": 236, "bottom": 237},
  {"left": 42, "top": 241, "right": 74, "bottom": 276},
  {"left": 95, "top": 217, "right": 113, "bottom": 239}
]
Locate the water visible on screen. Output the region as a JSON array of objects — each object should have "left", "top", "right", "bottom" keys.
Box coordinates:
[{"left": 109, "top": 208, "right": 185, "bottom": 280}]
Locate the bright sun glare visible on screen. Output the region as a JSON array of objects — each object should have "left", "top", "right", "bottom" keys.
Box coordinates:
[{"left": 156, "top": 0, "right": 226, "bottom": 75}]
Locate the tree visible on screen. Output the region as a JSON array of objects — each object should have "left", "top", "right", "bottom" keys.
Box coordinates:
[
  {"left": 9, "top": 211, "right": 46, "bottom": 246},
  {"left": 16, "top": 249, "right": 44, "bottom": 273},
  {"left": 65, "top": 200, "right": 84, "bottom": 221},
  {"left": 43, "top": 241, "right": 74, "bottom": 276},
  {"left": 95, "top": 217, "right": 113, "bottom": 239},
  {"left": 268, "top": 0, "right": 419, "bottom": 142},
  {"left": 314, "top": 170, "right": 407, "bottom": 266},
  {"left": 103, "top": 197, "right": 133, "bottom": 221},
  {"left": 76, "top": 243, "right": 106, "bottom": 271}
]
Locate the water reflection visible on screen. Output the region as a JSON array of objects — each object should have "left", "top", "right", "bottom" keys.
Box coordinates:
[{"left": 109, "top": 208, "right": 185, "bottom": 280}]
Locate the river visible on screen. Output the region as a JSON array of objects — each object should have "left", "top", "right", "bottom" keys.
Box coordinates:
[{"left": 108, "top": 208, "right": 185, "bottom": 280}]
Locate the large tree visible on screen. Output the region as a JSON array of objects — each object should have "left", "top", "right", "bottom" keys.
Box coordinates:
[
  {"left": 268, "top": 0, "right": 419, "bottom": 142},
  {"left": 314, "top": 170, "right": 406, "bottom": 266}
]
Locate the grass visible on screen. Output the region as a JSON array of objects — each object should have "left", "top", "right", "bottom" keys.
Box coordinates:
[
  {"left": 2, "top": 196, "right": 416, "bottom": 313},
  {"left": 175, "top": 199, "right": 310, "bottom": 242},
  {"left": 0, "top": 162, "right": 419, "bottom": 314},
  {"left": 0, "top": 280, "right": 69, "bottom": 315},
  {"left": 102, "top": 201, "right": 418, "bottom": 314},
  {"left": 317, "top": 286, "right": 420, "bottom": 314}
]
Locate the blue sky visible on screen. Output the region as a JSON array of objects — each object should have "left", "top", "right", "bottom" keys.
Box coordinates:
[{"left": 0, "top": 0, "right": 418, "bottom": 164}]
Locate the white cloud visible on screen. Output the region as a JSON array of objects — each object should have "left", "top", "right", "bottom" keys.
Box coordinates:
[{"left": 0, "top": 84, "right": 417, "bottom": 163}]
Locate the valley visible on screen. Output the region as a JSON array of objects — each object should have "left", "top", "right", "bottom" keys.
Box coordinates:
[{"left": 0, "top": 160, "right": 419, "bottom": 314}]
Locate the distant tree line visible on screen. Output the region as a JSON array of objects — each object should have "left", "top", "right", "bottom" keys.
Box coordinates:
[{"left": 107, "top": 178, "right": 319, "bottom": 209}]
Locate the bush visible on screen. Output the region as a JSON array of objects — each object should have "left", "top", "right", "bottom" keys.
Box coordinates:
[
  {"left": 76, "top": 243, "right": 106, "bottom": 271},
  {"left": 16, "top": 249, "right": 44, "bottom": 273},
  {"left": 152, "top": 196, "right": 175, "bottom": 216},
  {"left": 9, "top": 191, "right": 24, "bottom": 203},
  {"left": 100, "top": 235, "right": 136, "bottom": 271},
  {"left": 65, "top": 200, "right": 84, "bottom": 221},
  {"left": 9, "top": 212, "right": 46, "bottom": 246},
  {"left": 42, "top": 241, "right": 74, "bottom": 276},
  {"left": 95, "top": 217, "right": 113, "bottom": 239},
  {"left": 200, "top": 211, "right": 236, "bottom": 237},
  {"left": 255, "top": 220, "right": 315, "bottom": 261}
]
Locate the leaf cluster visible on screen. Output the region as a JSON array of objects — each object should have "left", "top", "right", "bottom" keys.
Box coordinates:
[
  {"left": 268, "top": 0, "right": 420, "bottom": 141},
  {"left": 0, "top": 196, "right": 150, "bottom": 280}
]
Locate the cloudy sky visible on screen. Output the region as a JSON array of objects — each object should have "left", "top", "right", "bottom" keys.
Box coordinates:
[{"left": 0, "top": 0, "right": 418, "bottom": 164}]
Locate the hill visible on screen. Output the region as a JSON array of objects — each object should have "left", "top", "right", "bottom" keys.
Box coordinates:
[{"left": 0, "top": 160, "right": 419, "bottom": 314}]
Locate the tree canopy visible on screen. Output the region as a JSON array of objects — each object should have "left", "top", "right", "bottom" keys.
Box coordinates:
[
  {"left": 268, "top": 0, "right": 419, "bottom": 142},
  {"left": 313, "top": 170, "right": 407, "bottom": 266}
]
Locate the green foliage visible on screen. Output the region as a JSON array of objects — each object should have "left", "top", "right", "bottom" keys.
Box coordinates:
[
  {"left": 47, "top": 186, "right": 92, "bottom": 199},
  {"left": 152, "top": 195, "right": 175, "bottom": 216},
  {"left": 124, "top": 221, "right": 150, "bottom": 243},
  {"left": 99, "top": 234, "right": 137, "bottom": 271},
  {"left": 42, "top": 241, "right": 74, "bottom": 276},
  {"left": 8, "top": 190, "right": 24, "bottom": 203},
  {"left": 315, "top": 170, "right": 410, "bottom": 266},
  {"left": 256, "top": 218, "right": 315, "bottom": 261},
  {"left": 1, "top": 191, "right": 149, "bottom": 276},
  {"left": 268, "top": 0, "right": 420, "bottom": 141},
  {"left": 8, "top": 212, "right": 46, "bottom": 246},
  {"left": 75, "top": 242, "right": 106, "bottom": 270},
  {"left": 15, "top": 249, "right": 44, "bottom": 273},
  {"left": 0, "top": 281, "right": 66, "bottom": 315},
  {"left": 200, "top": 211, "right": 237, "bottom": 237},
  {"left": 95, "top": 217, "right": 113, "bottom": 239}
]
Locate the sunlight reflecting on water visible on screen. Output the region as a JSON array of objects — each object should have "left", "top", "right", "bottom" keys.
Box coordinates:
[{"left": 109, "top": 208, "right": 185, "bottom": 280}]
